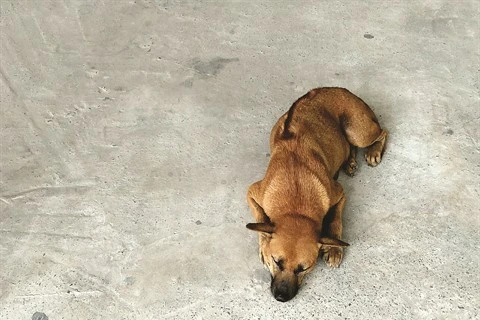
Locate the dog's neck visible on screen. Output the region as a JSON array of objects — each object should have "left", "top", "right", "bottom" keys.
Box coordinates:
[{"left": 272, "top": 214, "right": 319, "bottom": 235}]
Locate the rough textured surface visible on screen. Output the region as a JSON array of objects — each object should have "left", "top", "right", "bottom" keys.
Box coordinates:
[
  {"left": 0, "top": 1, "right": 479, "bottom": 319},
  {"left": 31, "top": 312, "right": 48, "bottom": 320}
]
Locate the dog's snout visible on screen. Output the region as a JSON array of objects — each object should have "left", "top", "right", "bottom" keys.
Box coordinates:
[
  {"left": 272, "top": 279, "right": 298, "bottom": 302},
  {"left": 274, "top": 281, "right": 289, "bottom": 302}
]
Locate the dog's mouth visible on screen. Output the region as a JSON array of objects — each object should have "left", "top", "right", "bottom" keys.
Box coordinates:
[{"left": 270, "top": 277, "right": 299, "bottom": 302}]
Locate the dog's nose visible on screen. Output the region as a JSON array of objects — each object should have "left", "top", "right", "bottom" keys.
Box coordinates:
[
  {"left": 272, "top": 280, "right": 296, "bottom": 302},
  {"left": 274, "top": 292, "right": 290, "bottom": 302}
]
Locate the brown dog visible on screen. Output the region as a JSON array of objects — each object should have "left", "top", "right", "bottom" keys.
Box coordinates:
[{"left": 246, "top": 87, "right": 387, "bottom": 302}]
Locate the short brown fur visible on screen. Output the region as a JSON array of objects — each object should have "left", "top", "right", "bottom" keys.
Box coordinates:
[{"left": 246, "top": 87, "right": 387, "bottom": 302}]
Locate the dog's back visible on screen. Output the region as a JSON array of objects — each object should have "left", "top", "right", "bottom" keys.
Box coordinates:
[{"left": 270, "top": 87, "right": 357, "bottom": 177}]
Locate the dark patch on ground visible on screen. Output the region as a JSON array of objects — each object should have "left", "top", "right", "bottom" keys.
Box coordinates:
[
  {"left": 191, "top": 57, "right": 239, "bottom": 78},
  {"left": 182, "top": 77, "right": 194, "bottom": 88}
]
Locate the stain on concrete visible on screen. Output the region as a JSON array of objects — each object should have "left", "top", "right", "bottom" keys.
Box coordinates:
[
  {"left": 195, "top": 220, "right": 202, "bottom": 225},
  {"left": 444, "top": 128, "right": 454, "bottom": 135},
  {"left": 32, "top": 312, "right": 49, "bottom": 320},
  {"left": 182, "top": 77, "right": 194, "bottom": 88},
  {"left": 125, "top": 276, "right": 136, "bottom": 285},
  {"left": 191, "top": 57, "right": 239, "bottom": 78}
]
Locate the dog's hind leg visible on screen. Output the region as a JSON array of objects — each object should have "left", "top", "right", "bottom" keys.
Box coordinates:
[
  {"left": 340, "top": 92, "right": 388, "bottom": 167},
  {"left": 343, "top": 146, "right": 358, "bottom": 176},
  {"left": 364, "top": 130, "right": 387, "bottom": 167}
]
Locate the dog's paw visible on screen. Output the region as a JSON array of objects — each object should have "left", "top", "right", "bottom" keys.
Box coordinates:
[
  {"left": 365, "top": 144, "right": 383, "bottom": 167},
  {"left": 344, "top": 159, "right": 357, "bottom": 176},
  {"left": 323, "top": 247, "right": 344, "bottom": 268}
]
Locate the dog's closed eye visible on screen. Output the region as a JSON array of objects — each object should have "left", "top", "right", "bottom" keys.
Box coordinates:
[
  {"left": 294, "top": 265, "right": 305, "bottom": 275},
  {"left": 272, "top": 256, "right": 284, "bottom": 271},
  {"left": 294, "top": 264, "right": 312, "bottom": 275}
]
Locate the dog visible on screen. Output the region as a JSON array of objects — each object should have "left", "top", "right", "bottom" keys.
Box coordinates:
[{"left": 246, "top": 87, "right": 387, "bottom": 302}]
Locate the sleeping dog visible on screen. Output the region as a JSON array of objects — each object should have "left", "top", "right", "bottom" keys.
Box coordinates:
[{"left": 246, "top": 87, "right": 387, "bottom": 302}]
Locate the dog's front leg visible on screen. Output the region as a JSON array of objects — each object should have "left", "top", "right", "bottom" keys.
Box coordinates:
[
  {"left": 247, "top": 181, "right": 270, "bottom": 265},
  {"left": 247, "top": 181, "right": 267, "bottom": 223},
  {"left": 321, "top": 183, "right": 347, "bottom": 268}
]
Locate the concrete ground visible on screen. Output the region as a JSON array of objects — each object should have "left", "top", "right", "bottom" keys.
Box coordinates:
[{"left": 1, "top": 0, "right": 479, "bottom": 319}]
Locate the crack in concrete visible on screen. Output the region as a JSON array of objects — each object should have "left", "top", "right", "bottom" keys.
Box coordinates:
[
  {"left": 1, "top": 184, "right": 94, "bottom": 200},
  {"left": 0, "top": 230, "right": 94, "bottom": 240},
  {"left": 14, "top": 290, "right": 103, "bottom": 299}
]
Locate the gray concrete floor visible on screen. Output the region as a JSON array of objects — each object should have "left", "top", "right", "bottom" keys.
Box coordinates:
[{"left": 1, "top": 1, "right": 479, "bottom": 319}]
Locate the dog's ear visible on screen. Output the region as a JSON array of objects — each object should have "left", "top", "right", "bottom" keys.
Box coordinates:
[
  {"left": 318, "top": 236, "right": 350, "bottom": 247},
  {"left": 249, "top": 197, "right": 272, "bottom": 224},
  {"left": 246, "top": 222, "right": 275, "bottom": 234}
]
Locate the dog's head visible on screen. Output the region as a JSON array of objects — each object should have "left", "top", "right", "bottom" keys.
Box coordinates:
[{"left": 247, "top": 215, "right": 348, "bottom": 302}]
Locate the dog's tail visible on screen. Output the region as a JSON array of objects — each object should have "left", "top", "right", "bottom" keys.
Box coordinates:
[{"left": 281, "top": 102, "right": 297, "bottom": 139}]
